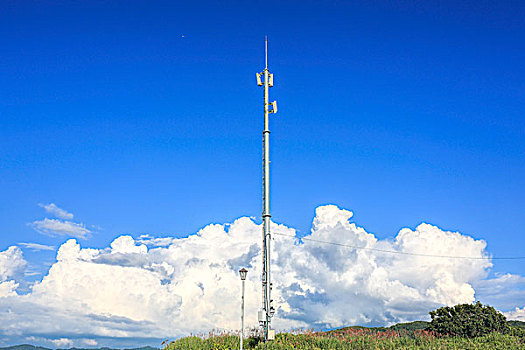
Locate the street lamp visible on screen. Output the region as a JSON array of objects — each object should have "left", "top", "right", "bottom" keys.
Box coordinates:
[{"left": 239, "top": 268, "right": 248, "bottom": 350}]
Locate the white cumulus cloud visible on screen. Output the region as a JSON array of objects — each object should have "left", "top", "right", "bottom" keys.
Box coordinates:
[
  {"left": 0, "top": 246, "right": 26, "bottom": 282},
  {"left": 0, "top": 205, "right": 522, "bottom": 347},
  {"left": 50, "top": 338, "right": 74, "bottom": 348},
  {"left": 0, "top": 280, "right": 19, "bottom": 298},
  {"left": 0, "top": 246, "right": 27, "bottom": 297},
  {"left": 82, "top": 339, "right": 98, "bottom": 346},
  {"left": 505, "top": 307, "right": 525, "bottom": 321},
  {"left": 38, "top": 203, "right": 74, "bottom": 220}
]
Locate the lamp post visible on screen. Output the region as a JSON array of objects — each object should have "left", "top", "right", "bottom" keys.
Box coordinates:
[{"left": 239, "top": 268, "right": 248, "bottom": 350}]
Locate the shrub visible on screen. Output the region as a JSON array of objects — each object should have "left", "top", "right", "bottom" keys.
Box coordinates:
[
  {"left": 427, "top": 301, "right": 509, "bottom": 337},
  {"left": 509, "top": 326, "right": 525, "bottom": 341},
  {"left": 245, "top": 335, "right": 262, "bottom": 348}
]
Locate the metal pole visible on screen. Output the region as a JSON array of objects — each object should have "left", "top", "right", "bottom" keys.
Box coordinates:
[
  {"left": 257, "top": 36, "right": 276, "bottom": 342},
  {"left": 240, "top": 278, "right": 245, "bottom": 350},
  {"left": 263, "top": 37, "right": 271, "bottom": 341}
]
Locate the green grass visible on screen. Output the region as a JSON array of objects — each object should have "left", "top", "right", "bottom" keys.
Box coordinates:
[{"left": 164, "top": 327, "right": 525, "bottom": 349}]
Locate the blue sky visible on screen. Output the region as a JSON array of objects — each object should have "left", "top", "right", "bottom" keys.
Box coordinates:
[{"left": 0, "top": 0, "right": 524, "bottom": 347}]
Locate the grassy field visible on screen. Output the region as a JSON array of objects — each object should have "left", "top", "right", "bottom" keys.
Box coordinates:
[{"left": 164, "top": 326, "right": 525, "bottom": 349}]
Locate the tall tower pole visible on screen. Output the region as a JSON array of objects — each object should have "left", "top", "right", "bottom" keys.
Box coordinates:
[{"left": 256, "top": 37, "right": 277, "bottom": 341}]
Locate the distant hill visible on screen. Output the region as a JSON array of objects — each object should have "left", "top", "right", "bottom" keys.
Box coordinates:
[
  {"left": 0, "top": 346, "right": 158, "bottom": 350},
  {"left": 0, "top": 345, "right": 51, "bottom": 350},
  {"left": 326, "top": 321, "right": 429, "bottom": 334},
  {"left": 389, "top": 321, "right": 429, "bottom": 331},
  {"left": 508, "top": 320, "right": 525, "bottom": 329},
  {"left": 327, "top": 319, "right": 524, "bottom": 334}
]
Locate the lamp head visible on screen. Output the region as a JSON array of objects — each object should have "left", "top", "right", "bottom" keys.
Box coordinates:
[{"left": 239, "top": 268, "right": 248, "bottom": 280}]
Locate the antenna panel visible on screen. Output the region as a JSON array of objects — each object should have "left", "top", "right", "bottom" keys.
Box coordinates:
[{"left": 269, "top": 101, "right": 277, "bottom": 114}]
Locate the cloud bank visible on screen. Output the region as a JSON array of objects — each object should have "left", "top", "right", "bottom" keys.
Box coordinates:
[{"left": 1, "top": 205, "right": 522, "bottom": 347}]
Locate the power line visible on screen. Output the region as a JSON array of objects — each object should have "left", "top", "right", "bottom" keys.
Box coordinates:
[{"left": 273, "top": 232, "right": 525, "bottom": 260}]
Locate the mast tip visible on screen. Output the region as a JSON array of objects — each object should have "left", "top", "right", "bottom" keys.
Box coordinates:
[{"left": 265, "top": 36, "right": 268, "bottom": 69}]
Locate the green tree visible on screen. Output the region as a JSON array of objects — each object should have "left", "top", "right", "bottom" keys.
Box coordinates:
[{"left": 427, "top": 301, "right": 509, "bottom": 338}]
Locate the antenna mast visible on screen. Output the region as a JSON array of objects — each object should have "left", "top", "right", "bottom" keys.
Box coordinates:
[{"left": 256, "top": 37, "right": 277, "bottom": 341}]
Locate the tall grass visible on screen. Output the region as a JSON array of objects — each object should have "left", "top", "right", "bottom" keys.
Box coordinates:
[{"left": 164, "top": 327, "right": 525, "bottom": 349}]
